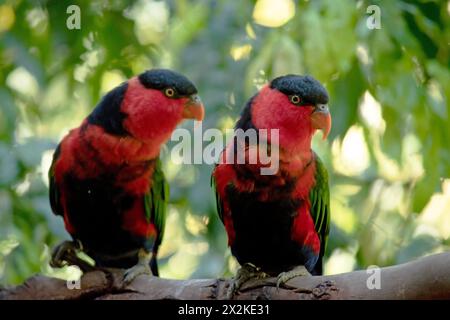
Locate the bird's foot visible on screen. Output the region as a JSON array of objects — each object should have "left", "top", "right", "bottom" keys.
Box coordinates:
[
  {"left": 123, "top": 263, "right": 152, "bottom": 284},
  {"left": 276, "top": 265, "right": 311, "bottom": 289},
  {"left": 123, "top": 249, "right": 153, "bottom": 285},
  {"left": 50, "top": 240, "right": 94, "bottom": 272},
  {"left": 226, "top": 263, "right": 269, "bottom": 299}
]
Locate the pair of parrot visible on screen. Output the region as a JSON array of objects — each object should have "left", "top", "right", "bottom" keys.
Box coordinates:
[{"left": 49, "top": 69, "right": 331, "bottom": 294}]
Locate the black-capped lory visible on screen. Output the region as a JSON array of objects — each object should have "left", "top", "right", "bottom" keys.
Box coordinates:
[
  {"left": 212, "top": 75, "right": 331, "bottom": 298},
  {"left": 49, "top": 69, "right": 204, "bottom": 283}
]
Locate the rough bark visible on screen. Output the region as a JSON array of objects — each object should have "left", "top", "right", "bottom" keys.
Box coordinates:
[{"left": 1, "top": 252, "right": 449, "bottom": 300}]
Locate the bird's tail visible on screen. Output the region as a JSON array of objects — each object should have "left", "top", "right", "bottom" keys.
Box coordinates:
[{"left": 150, "top": 248, "right": 159, "bottom": 277}]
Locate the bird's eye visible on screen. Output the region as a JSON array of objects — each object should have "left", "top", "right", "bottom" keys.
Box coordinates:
[
  {"left": 290, "top": 95, "right": 301, "bottom": 105},
  {"left": 165, "top": 88, "right": 175, "bottom": 97}
]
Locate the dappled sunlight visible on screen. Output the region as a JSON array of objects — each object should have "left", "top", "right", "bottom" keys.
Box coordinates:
[
  {"left": 218, "top": 116, "right": 236, "bottom": 133},
  {"left": 26, "top": 7, "right": 48, "bottom": 34},
  {"left": 359, "top": 91, "right": 385, "bottom": 134},
  {"left": 355, "top": 44, "right": 371, "bottom": 66},
  {"left": 371, "top": 133, "right": 424, "bottom": 183},
  {"left": 159, "top": 209, "right": 211, "bottom": 279},
  {"left": 75, "top": 51, "right": 105, "bottom": 82},
  {"left": 100, "top": 70, "right": 126, "bottom": 94},
  {"left": 332, "top": 125, "right": 370, "bottom": 176},
  {"left": 6, "top": 67, "right": 39, "bottom": 98},
  {"left": 185, "top": 212, "right": 209, "bottom": 236},
  {"left": 420, "top": 179, "right": 450, "bottom": 239},
  {"left": 379, "top": 182, "right": 404, "bottom": 212},
  {"left": 158, "top": 208, "right": 184, "bottom": 259},
  {"left": 245, "top": 23, "right": 257, "bottom": 40},
  {"left": 164, "top": 246, "right": 201, "bottom": 279},
  {"left": 40, "top": 150, "right": 54, "bottom": 187},
  {"left": 164, "top": 158, "right": 183, "bottom": 182},
  {"left": 324, "top": 248, "right": 356, "bottom": 275},
  {"left": 125, "top": 0, "right": 169, "bottom": 45},
  {"left": 253, "top": 0, "right": 295, "bottom": 28},
  {"left": 230, "top": 44, "right": 252, "bottom": 61}
]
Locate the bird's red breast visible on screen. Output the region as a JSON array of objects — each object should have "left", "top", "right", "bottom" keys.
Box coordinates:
[{"left": 53, "top": 122, "right": 158, "bottom": 237}]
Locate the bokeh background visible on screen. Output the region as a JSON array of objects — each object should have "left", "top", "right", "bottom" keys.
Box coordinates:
[{"left": 0, "top": 0, "right": 449, "bottom": 285}]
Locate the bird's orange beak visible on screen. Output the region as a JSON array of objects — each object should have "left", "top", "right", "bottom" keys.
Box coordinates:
[
  {"left": 311, "top": 104, "right": 331, "bottom": 140},
  {"left": 183, "top": 94, "right": 204, "bottom": 121}
]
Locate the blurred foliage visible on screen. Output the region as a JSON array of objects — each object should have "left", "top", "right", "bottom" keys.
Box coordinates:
[{"left": 0, "top": 0, "right": 449, "bottom": 285}]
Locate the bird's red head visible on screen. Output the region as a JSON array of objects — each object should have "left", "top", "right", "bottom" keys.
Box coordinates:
[
  {"left": 249, "top": 75, "right": 331, "bottom": 152},
  {"left": 88, "top": 69, "right": 204, "bottom": 145}
]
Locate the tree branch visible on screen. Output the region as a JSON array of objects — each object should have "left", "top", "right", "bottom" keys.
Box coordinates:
[{"left": 1, "top": 252, "right": 449, "bottom": 300}]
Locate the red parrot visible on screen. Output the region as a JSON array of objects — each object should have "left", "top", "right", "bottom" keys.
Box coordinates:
[
  {"left": 212, "top": 75, "right": 331, "bottom": 297},
  {"left": 49, "top": 69, "right": 204, "bottom": 282}
]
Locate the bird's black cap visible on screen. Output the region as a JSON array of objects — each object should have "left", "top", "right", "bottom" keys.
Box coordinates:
[
  {"left": 270, "top": 75, "right": 329, "bottom": 105},
  {"left": 138, "top": 69, "right": 198, "bottom": 97}
]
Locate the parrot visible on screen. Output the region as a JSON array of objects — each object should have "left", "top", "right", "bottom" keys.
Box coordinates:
[
  {"left": 48, "top": 69, "right": 204, "bottom": 283},
  {"left": 211, "top": 74, "right": 331, "bottom": 298}
]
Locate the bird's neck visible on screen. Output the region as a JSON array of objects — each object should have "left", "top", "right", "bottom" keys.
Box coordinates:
[
  {"left": 79, "top": 121, "right": 162, "bottom": 166},
  {"left": 277, "top": 130, "right": 314, "bottom": 176}
]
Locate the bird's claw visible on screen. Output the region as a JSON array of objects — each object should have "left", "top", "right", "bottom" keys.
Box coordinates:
[
  {"left": 123, "top": 263, "right": 152, "bottom": 285},
  {"left": 226, "top": 263, "right": 269, "bottom": 299},
  {"left": 50, "top": 241, "right": 72, "bottom": 268},
  {"left": 276, "top": 272, "right": 290, "bottom": 289},
  {"left": 50, "top": 240, "right": 93, "bottom": 272},
  {"left": 122, "top": 248, "right": 153, "bottom": 285},
  {"left": 276, "top": 265, "right": 311, "bottom": 289}
]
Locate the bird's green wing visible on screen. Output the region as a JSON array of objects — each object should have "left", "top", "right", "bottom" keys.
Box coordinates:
[
  {"left": 309, "top": 154, "right": 331, "bottom": 268},
  {"left": 211, "top": 166, "right": 224, "bottom": 225},
  {"left": 144, "top": 158, "right": 169, "bottom": 246},
  {"left": 49, "top": 145, "right": 63, "bottom": 216}
]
